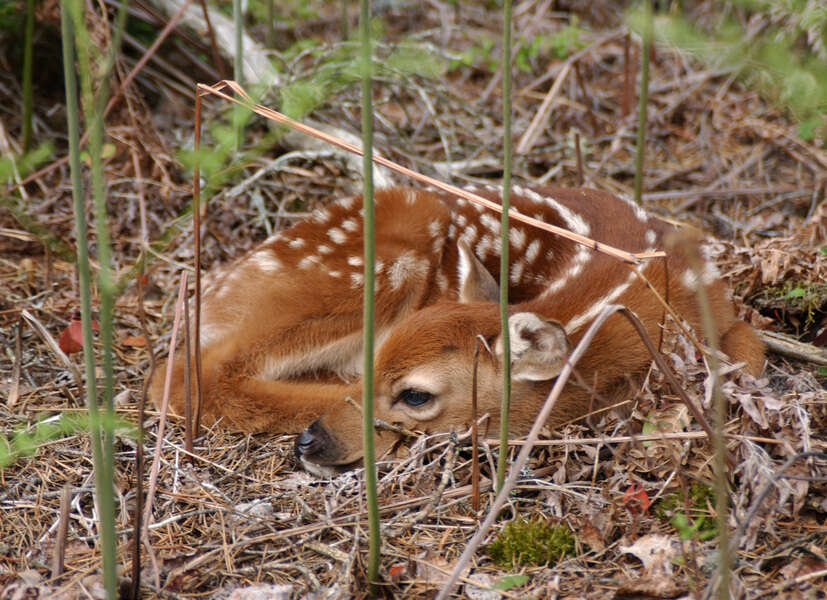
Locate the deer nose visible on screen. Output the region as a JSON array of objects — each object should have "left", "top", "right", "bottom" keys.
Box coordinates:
[{"left": 295, "top": 419, "right": 328, "bottom": 458}]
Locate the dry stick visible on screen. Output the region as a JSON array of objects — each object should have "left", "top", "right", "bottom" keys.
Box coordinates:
[
  {"left": 8, "top": 315, "right": 22, "bottom": 407},
  {"left": 679, "top": 237, "right": 731, "bottom": 600},
  {"left": 192, "top": 88, "right": 204, "bottom": 434},
  {"left": 9, "top": 0, "right": 194, "bottom": 194},
  {"left": 572, "top": 61, "right": 599, "bottom": 134},
  {"left": 516, "top": 60, "right": 573, "bottom": 154},
  {"left": 142, "top": 273, "right": 188, "bottom": 547},
  {"left": 437, "top": 303, "right": 731, "bottom": 598},
  {"left": 183, "top": 290, "right": 193, "bottom": 454},
  {"left": 51, "top": 484, "right": 71, "bottom": 580},
  {"left": 196, "top": 80, "right": 653, "bottom": 267},
  {"left": 574, "top": 130, "right": 584, "bottom": 186}
]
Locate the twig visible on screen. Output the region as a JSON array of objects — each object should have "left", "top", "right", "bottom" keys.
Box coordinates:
[
  {"left": 142, "top": 273, "right": 188, "bottom": 537},
  {"left": 50, "top": 485, "right": 71, "bottom": 580},
  {"left": 758, "top": 330, "right": 827, "bottom": 366},
  {"left": 516, "top": 60, "right": 572, "bottom": 154}
]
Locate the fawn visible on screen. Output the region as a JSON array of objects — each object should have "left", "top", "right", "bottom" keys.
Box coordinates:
[{"left": 149, "top": 186, "right": 764, "bottom": 474}]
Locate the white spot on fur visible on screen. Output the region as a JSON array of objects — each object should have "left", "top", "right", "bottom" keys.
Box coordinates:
[
  {"left": 405, "top": 189, "right": 418, "bottom": 206},
  {"left": 350, "top": 272, "right": 364, "bottom": 288},
  {"left": 514, "top": 185, "right": 591, "bottom": 236},
  {"left": 337, "top": 196, "right": 355, "bottom": 210},
  {"left": 328, "top": 270, "right": 342, "bottom": 278},
  {"left": 341, "top": 218, "right": 359, "bottom": 233},
  {"left": 328, "top": 228, "right": 347, "bottom": 244},
  {"left": 318, "top": 244, "right": 333, "bottom": 255},
  {"left": 312, "top": 208, "right": 331, "bottom": 224},
  {"left": 298, "top": 255, "right": 320, "bottom": 270},
  {"left": 645, "top": 229, "right": 657, "bottom": 246},
  {"left": 525, "top": 239, "right": 541, "bottom": 263},
  {"left": 476, "top": 236, "right": 493, "bottom": 261},
  {"left": 288, "top": 238, "right": 305, "bottom": 249},
  {"left": 456, "top": 214, "right": 468, "bottom": 228},
  {"left": 509, "top": 228, "right": 527, "bottom": 251},
  {"left": 448, "top": 224, "right": 457, "bottom": 239},
  {"left": 543, "top": 245, "right": 593, "bottom": 296},
  {"left": 480, "top": 212, "right": 500, "bottom": 235},
  {"left": 459, "top": 224, "right": 478, "bottom": 246},
  {"left": 348, "top": 256, "right": 363, "bottom": 268},
  {"left": 510, "top": 260, "right": 526, "bottom": 284},
  {"left": 375, "top": 260, "right": 385, "bottom": 274},
  {"left": 619, "top": 194, "right": 649, "bottom": 222},
  {"left": 250, "top": 250, "right": 283, "bottom": 273},
  {"left": 389, "top": 250, "right": 428, "bottom": 291},
  {"left": 428, "top": 219, "right": 442, "bottom": 238},
  {"left": 565, "top": 266, "right": 648, "bottom": 334}
]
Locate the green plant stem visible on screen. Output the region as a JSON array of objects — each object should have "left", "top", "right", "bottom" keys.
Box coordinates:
[
  {"left": 233, "top": 0, "right": 243, "bottom": 149},
  {"left": 496, "top": 0, "right": 513, "bottom": 494},
  {"left": 633, "top": 0, "right": 652, "bottom": 205},
  {"left": 359, "top": 0, "right": 380, "bottom": 590},
  {"left": 22, "top": 0, "right": 34, "bottom": 151},
  {"left": 60, "top": 4, "right": 116, "bottom": 598}
]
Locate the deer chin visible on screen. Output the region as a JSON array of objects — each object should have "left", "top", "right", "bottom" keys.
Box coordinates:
[{"left": 298, "top": 455, "right": 363, "bottom": 478}]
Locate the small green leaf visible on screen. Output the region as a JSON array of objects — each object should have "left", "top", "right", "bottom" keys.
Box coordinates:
[
  {"left": 493, "top": 574, "right": 529, "bottom": 590},
  {"left": 785, "top": 287, "right": 806, "bottom": 299},
  {"left": 798, "top": 119, "right": 819, "bottom": 140}
]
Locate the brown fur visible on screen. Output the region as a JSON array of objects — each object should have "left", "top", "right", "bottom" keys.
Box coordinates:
[{"left": 148, "top": 186, "right": 764, "bottom": 472}]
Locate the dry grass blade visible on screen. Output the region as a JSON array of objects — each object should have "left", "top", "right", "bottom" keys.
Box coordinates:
[{"left": 197, "top": 80, "right": 659, "bottom": 266}]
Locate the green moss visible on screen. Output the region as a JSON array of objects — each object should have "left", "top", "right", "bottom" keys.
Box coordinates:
[
  {"left": 486, "top": 517, "right": 575, "bottom": 568},
  {"left": 655, "top": 483, "right": 718, "bottom": 541}
]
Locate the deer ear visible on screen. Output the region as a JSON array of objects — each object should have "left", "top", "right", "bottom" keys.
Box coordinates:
[
  {"left": 457, "top": 240, "right": 499, "bottom": 303},
  {"left": 495, "top": 313, "right": 570, "bottom": 382}
]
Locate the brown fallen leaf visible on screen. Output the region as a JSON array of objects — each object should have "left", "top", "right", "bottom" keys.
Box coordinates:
[
  {"left": 58, "top": 314, "right": 99, "bottom": 354},
  {"left": 121, "top": 334, "right": 148, "bottom": 347}
]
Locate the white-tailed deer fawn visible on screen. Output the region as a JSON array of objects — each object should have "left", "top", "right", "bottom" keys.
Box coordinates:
[{"left": 150, "top": 186, "right": 764, "bottom": 474}]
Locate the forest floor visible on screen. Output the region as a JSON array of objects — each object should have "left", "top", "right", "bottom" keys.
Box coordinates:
[{"left": 1, "top": 1, "right": 825, "bottom": 598}]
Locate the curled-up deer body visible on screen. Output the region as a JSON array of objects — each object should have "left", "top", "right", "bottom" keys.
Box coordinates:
[{"left": 150, "top": 186, "right": 764, "bottom": 474}]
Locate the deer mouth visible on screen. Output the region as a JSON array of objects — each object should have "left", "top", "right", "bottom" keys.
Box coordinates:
[{"left": 294, "top": 418, "right": 364, "bottom": 476}]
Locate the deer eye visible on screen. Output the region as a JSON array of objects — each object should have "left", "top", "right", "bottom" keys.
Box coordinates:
[{"left": 397, "top": 389, "right": 433, "bottom": 407}]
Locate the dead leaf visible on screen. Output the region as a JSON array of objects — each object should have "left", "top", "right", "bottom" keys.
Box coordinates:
[
  {"left": 620, "top": 534, "right": 679, "bottom": 575},
  {"left": 58, "top": 315, "right": 99, "bottom": 354},
  {"left": 122, "top": 335, "right": 148, "bottom": 347}
]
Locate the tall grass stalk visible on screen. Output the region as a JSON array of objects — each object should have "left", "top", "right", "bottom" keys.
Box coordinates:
[
  {"left": 359, "top": 0, "right": 381, "bottom": 588},
  {"left": 495, "top": 0, "right": 514, "bottom": 493},
  {"left": 633, "top": 0, "right": 652, "bottom": 205},
  {"left": 60, "top": 5, "right": 116, "bottom": 598},
  {"left": 23, "top": 0, "right": 34, "bottom": 151},
  {"left": 233, "top": 0, "right": 243, "bottom": 148},
  {"left": 62, "top": 0, "right": 128, "bottom": 596}
]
